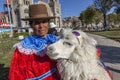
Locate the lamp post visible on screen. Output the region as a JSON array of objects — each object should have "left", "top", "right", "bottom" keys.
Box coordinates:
[{"left": 6, "top": 0, "right": 13, "bottom": 37}]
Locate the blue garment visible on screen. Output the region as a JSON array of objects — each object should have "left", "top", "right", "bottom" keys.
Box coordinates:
[{"left": 21, "top": 34, "right": 58, "bottom": 52}]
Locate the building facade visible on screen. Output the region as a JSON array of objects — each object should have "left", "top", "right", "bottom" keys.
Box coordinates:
[
  {"left": 0, "top": 0, "right": 12, "bottom": 28},
  {"left": 11, "top": 0, "right": 62, "bottom": 29},
  {"left": 11, "top": 0, "right": 33, "bottom": 29},
  {"left": 48, "top": 0, "right": 62, "bottom": 27},
  {"left": 0, "top": 0, "right": 62, "bottom": 29}
]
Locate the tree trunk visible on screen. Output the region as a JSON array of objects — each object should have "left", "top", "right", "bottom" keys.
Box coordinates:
[{"left": 103, "top": 13, "right": 107, "bottom": 30}]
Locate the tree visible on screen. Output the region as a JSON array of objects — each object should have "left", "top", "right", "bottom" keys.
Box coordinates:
[
  {"left": 113, "top": 0, "right": 120, "bottom": 7},
  {"left": 79, "top": 5, "right": 96, "bottom": 28},
  {"left": 107, "top": 13, "right": 117, "bottom": 26},
  {"left": 94, "top": 0, "right": 112, "bottom": 30},
  {"left": 79, "top": 11, "right": 86, "bottom": 27},
  {"left": 84, "top": 5, "right": 96, "bottom": 24},
  {"left": 93, "top": 10, "right": 102, "bottom": 24},
  {"left": 113, "top": 0, "right": 120, "bottom": 15}
]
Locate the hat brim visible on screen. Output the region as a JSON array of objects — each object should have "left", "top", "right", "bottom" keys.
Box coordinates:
[
  {"left": 21, "top": 16, "right": 56, "bottom": 21},
  {"left": 50, "top": 25, "right": 56, "bottom": 28}
]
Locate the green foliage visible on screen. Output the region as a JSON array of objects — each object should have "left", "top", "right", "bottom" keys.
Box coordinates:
[
  {"left": 79, "top": 5, "right": 97, "bottom": 25},
  {"left": 84, "top": 6, "right": 96, "bottom": 24},
  {"left": 79, "top": 11, "right": 85, "bottom": 23},
  {"left": 94, "top": 0, "right": 113, "bottom": 29},
  {"left": 107, "top": 13, "right": 117, "bottom": 24},
  {"left": 116, "top": 12, "right": 120, "bottom": 21},
  {"left": 14, "top": 32, "right": 29, "bottom": 38},
  {"left": 93, "top": 10, "right": 103, "bottom": 24},
  {"left": 111, "top": 25, "right": 117, "bottom": 29},
  {"left": 0, "top": 32, "right": 10, "bottom": 38}
]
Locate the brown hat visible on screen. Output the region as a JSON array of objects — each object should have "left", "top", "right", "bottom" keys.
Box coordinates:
[{"left": 21, "top": 1, "right": 55, "bottom": 21}]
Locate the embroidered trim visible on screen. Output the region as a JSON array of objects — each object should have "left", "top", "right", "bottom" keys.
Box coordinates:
[
  {"left": 14, "top": 42, "right": 47, "bottom": 56},
  {"left": 13, "top": 34, "right": 58, "bottom": 56}
]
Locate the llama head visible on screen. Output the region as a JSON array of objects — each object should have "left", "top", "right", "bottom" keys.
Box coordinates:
[{"left": 47, "top": 29, "right": 97, "bottom": 62}]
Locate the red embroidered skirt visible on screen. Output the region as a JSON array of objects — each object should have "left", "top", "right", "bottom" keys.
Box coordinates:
[{"left": 9, "top": 48, "right": 59, "bottom": 80}]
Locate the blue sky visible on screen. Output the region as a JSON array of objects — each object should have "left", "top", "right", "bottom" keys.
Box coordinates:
[
  {"left": 0, "top": 0, "right": 94, "bottom": 18},
  {"left": 59, "top": 0, "right": 93, "bottom": 18}
]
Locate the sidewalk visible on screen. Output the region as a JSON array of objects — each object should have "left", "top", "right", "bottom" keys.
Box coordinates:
[{"left": 89, "top": 34, "right": 120, "bottom": 80}]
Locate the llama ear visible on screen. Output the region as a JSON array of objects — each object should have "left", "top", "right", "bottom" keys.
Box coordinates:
[
  {"left": 76, "top": 36, "right": 83, "bottom": 47},
  {"left": 72, "top": 31, "right": 80, "bottom": 36},
  {"left": 72, "top": 30, "right": 97, "bottom": 47},
  {"left": 72, "top": 31, "right": 83, "bottom": 46}
]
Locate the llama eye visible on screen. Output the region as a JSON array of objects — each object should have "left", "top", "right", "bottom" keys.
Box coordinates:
[
  {"left": 63, "top": 42, "right": 72, "bottom": 46},
  {"left": 65, "top": 37, "right": 69, "bottom": 40}
]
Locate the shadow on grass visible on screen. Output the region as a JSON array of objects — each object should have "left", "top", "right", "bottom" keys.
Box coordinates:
[
  {"left": 97, "top": 45, "right": 120, "bottom": 63},
  {"left": 107, "top": 66, "right": 120, "bottom": 73},
  {"left": 97, "top": 45, "right": 120, "bottom": 73},
  {"left": 0, "top": 64, "right": 9, "bottom": 80}
]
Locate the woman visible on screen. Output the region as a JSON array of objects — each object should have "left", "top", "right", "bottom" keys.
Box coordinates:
[{"left": 9, "top": 1, "right": 60, "bottom": 80}]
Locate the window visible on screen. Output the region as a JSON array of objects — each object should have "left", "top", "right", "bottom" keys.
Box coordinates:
[
  {"left": 24, "top": 9, "right": 29, "bottom": 13},
  {"left": 26, "top": 1, "right": 30, "bottom": 5},
  {"left": 23, "top": 0, "right": 30, "bottom": 5},
  {"left": 50, "top": 0, "right": 53, "bottom": 2}
]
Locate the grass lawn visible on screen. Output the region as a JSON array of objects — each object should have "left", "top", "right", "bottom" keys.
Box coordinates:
[
  {"left": 87, "top": 30, "right": 120, "bottom": 42},
  {"left": 0, "top": 38, "right": 18, "bottom": 80},
  {"left": 0, "top": 50, "right": 14, "bottom": 80}
]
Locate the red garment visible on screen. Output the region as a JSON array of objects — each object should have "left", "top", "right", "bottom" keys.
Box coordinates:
[{"left": 9, "top": 48, "right": 59, "bottom": 80}]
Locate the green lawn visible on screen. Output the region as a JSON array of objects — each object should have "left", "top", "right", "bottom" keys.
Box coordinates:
[
  {"left": 0, "top": 50, "right": 13, "bottom": 80},
  {"left": 87, "top": 30, "right": 120, "bottom": 42},
  {"left": 0, "top": 38, "right": 18, "bottom": 79},
  {"left": 0, "top": 32, "right": 28, "bottom": 79}
]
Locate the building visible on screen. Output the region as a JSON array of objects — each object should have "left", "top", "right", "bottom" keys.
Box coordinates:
[
  {"left": 48, "top": 0, "right": 62, "bottom": 27},
  {"left": 0, "top": 0, "right": 62, "bottom": 30},
  {"left": 11, "top": 0, "right": 62, "bottom": 29},
  {"left": 0, "top": 0, "right": 12, "bottom": 28},
  {"left": 0, "top": 12, "right": 10, "bottom": 28},
  {"left": 11, "top": 0, "right": 33, "bottom": 29}
]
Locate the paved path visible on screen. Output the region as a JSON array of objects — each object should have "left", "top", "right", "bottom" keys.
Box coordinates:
[{"left": 88, "top": 34, "right": 120, "bottom": 80}]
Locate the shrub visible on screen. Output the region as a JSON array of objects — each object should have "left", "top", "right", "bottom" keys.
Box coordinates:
[{"left": 14, "top": 32, "right": 29, "bottom": 38}]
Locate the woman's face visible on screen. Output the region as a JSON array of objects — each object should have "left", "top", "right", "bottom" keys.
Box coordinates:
[{"left": 31, "top": 19, "right": 49, "bottom": 37}]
